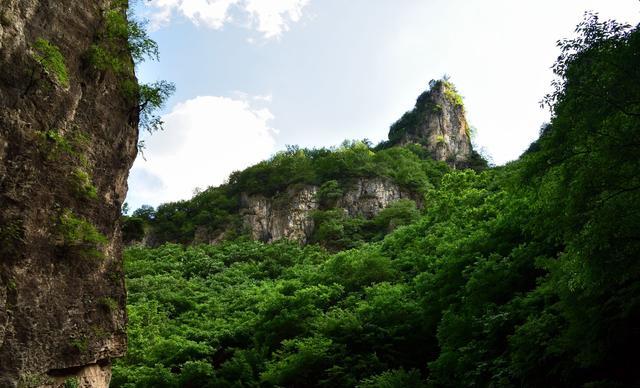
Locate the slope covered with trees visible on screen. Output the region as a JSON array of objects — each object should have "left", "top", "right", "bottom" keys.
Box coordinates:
[
  {"left": 113, "top": 14, "right": 640, "bottom": 387},
  {"left": 123, "top": 142, "right": 452, "bottom": 247}
]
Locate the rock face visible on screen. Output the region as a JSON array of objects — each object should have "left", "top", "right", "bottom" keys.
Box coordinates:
[
  {"left": 240, "top": 178, "right": 416, "bottom": 243},
  {"left": 0, "top": 0, "right": 137, "bottom": 386},
  {"left": 241, "top": 186, "right": 319, "bottom": 243},
  {"left": 337, "top": 179, "right": 416, "bottom": 218},
  {"left": 388, "top": 79, "right": 472, "bottom": 168}
]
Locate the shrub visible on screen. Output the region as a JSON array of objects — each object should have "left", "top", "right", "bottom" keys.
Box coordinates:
[
  {"left": 32, "top": 38, "right": 69, "bottom": 87},
  {"left": 358, "top": 368, "right": 425, "bottom": 387},
  {"left": 88, "top": 3, "right": 156, "bottom": 74},
  {"left": 87, "top": 2, "right": 174, "bottom": 136},
  {"left": 122, "top": 216, "right": 146, "bottom": 243},
  {"left": 57, "top": 209, "right": 107, "bottom": 259},
  {"left": 136, "top": 80, "right": 176, "bottom": 133},
  {"left": 316, "top": 180, "right": 343, "bottom": 208},
  {"left": 98, "top": 297, "right": 119, "bottom": 312},
  {"left": 42, "top": 129, "right": 73, "bottom": 156},
  {"left": 70, "top": 337, "right": 88, "bottom": 353},
  {"left": 63, "top": 377, "right": 79, "bottom": 388},
  {"left": 311, "top": 209, "right": 367, "bottom": 251},
  {"left": 0, "top": 219, "right": 24, "bottom": 257},
  {"left": 71, "top": 168, "right": 98, "bottom": 200},
  {"left": 443, "top": 83, "right": 464, "bottom": 107},
  {"left": 371, "top": 199, "right": 420, "bottom": 234}
]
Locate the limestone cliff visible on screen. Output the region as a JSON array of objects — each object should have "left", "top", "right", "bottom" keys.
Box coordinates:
[
  {"left": 236, "top": 81, "right": 478, "bottom": 244},
  {"left": 240, "top": 186, "right": 318, "bottom": 243},
  {"left": 240, "top": 178, "right": 417, "bottom": 243},
  {"left": 388, "top": 79, "right": 473, "bottom": 168},
  {"left": 0, "top": 0, "right": 138, "bottom": 386}
]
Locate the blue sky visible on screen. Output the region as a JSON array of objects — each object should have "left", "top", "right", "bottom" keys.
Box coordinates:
[{"left": 126, "top": 0, "right": 640, "bottom": 211}]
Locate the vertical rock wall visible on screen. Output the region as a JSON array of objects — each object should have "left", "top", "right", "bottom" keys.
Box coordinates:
[
  {"left": 240, "top": 186, "right": 319, "bottom": 243},
  {"left": 389, "top": 80, "right": 473, "bottom": 168},
  {"left": 240, "top": 178, "right": 417, "bottom": 244},
  {"left": 0, "top": 0, "right": 138, "bottom": 386}
]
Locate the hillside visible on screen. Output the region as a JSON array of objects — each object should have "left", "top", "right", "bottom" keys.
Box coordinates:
[
  {"left": 123, "top": 79, "right": 485, "bottom": 249},
  {"left": 113, "top": 14, "right": 640, "bottom": 388}
]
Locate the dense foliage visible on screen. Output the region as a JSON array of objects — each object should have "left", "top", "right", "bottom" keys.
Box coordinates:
[
  {"left": 88, "top": 0, "right": 175, "bottom": 136},
  {"left": 123, "top": 143, "right": 449, "bottom": 246},
  {"left": 114, "top": 14, "right": 640, "bottom": 387},
  {"left": 228, "top": 142, "right": 448, "bottom": 196}
]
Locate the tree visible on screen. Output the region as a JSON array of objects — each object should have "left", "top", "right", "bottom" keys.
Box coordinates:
[{"left": 132, "top": 205, "right": 156, "bottom": 222}]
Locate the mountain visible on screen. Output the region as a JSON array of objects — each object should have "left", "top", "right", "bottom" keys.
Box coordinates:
[
  {"left": 387, "top": 79, "right": 474, "bottom": 167},
  {"left": 126, "top": 80, "right": 486, "bottom": 248},
  {"left": 116, "top": 13, "right": 640, "bottom": 388}
]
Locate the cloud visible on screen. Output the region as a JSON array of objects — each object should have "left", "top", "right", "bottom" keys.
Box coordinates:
[
  {"left": 244, "top": 0, "right": 309, "bottom": 39},
  {"left": 127, "top": 95, "right": 277, "bottom": 209},
  {"left": 146, "top": 0, "right": 310, "bottom": 39}
]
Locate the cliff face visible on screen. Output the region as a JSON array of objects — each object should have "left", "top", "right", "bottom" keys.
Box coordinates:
[
  {"left": 0, "top": 0, "right": 137, "bottom": 386},
  {"left": 240, "top": 178, "right": 417, "bottom": 243},
  {"left": 240, "top": 186, "right": 318, "bottom": 243},
  {"left": 237, "top": 81, "right": 477, "bottom": 244},
  {"left": 388, "top": 80, "right": 472, "bottom": 168}
]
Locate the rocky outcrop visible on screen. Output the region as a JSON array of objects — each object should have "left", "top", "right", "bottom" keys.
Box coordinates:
[
  {"left": 388, "top": 79, "right": 472, "bottom": 168},
  {"left": 0, "top": 0, "right": 138, "bottom": 386},
  {"left": 240, "top": 178, "right": 417, "bottom": 243},
  {"left": 337, "top": 178, "right": 416, "bottom": 218},
  {"left": 240, "top": 186, "right": 319, "bottom": 243}
]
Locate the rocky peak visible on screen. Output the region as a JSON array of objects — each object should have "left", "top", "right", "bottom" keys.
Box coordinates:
[{"left": 388, "top": 79, "right": 473, "bottom": 168}]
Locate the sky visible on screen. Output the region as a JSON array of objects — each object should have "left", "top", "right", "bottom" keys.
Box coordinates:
[{"left": 125, "top": 0, "right": 640, "bottom": 211}]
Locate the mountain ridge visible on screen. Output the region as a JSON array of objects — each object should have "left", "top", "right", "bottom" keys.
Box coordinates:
[{"left": 124, "top": 79, "right": 486, "bottom": 248}]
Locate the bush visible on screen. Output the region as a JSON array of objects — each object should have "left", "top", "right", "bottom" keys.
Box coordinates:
[
  {"left": 371, "top": 199, "right": 419, "bottom": 234},
  {"left": 32, "top": 38, "right": 69, "bottom": 87},
  {"left": 71, "top": 168, "right": 98, "bottom": 200},
  {"left": 311, "top": 209, "right": 367, "bottom": 251},
  {"left": 316, "top": 180, "right": 343, "bottom": 208},
  {"left": 122, "top": 216, "right": 146, "bottom": 243},
  {"left": 87, "top": 1, "right": 174, "bottom": 135},
  {"left": 57, "top": 209, "right": 107, "bottom": 259},
  {"left": 358, "top": 369, "right": 425, "bottom": 388}
]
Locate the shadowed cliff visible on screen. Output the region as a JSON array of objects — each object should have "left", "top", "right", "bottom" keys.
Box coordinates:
[{"left": 0, "top": 0, "right": 139, "bottom": 386}]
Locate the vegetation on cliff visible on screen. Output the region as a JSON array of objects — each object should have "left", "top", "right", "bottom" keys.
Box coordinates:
[
  {"left": 123, "top": 143, "right": 449, "bottom": 246},
  {"left": 113, "top": 13, "right": 640, "bottom": 388}
]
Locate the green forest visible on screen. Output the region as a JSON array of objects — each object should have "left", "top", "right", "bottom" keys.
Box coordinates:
[{"left": 112, "top": 14, "right": 640, "bottom": 387}]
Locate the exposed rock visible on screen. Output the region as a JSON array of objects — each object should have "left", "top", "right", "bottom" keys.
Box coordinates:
[
  {"left": 0, "top": 0, "right": 137, "bottom": 386},
  {"left": 388, "top": 79, "right": 473, "bottom": 168},
  {"left": 240, "top": 178, "right": 418, "bottom": 243},
  {"left": 338, "top": 178, "right": 416, "bottom": 218},
  {"left": 241, "top": 185, "right": 319, "bottom": 243}
]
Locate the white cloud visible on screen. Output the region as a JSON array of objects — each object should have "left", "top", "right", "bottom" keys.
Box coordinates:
[
  {"left": 244, "top": 0, "right": 309, "bottom": 38},
  {"left": 146, "top": 0, "right": 310, "bottom": 39},
  {"left": 147, "top": 0, "right": 239, "bottom": 30},
  {"left": 253, "top": 93, "right": 273, "bottom": 102},
  {"left": 127, "top": 95, "right": 277, "bottom": 208}
]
